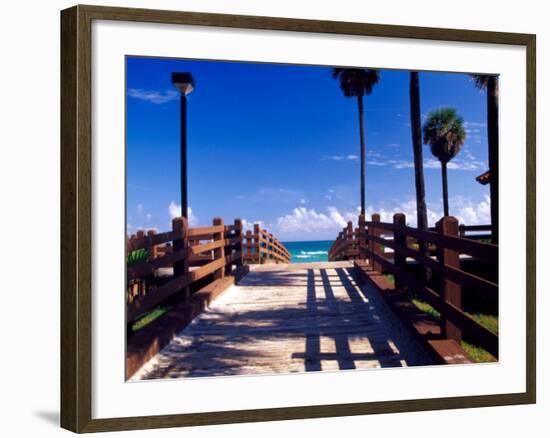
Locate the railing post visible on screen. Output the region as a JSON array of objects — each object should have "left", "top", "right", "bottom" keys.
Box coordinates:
[
  {"left": 136, "top": 229, "right": 145, "bottom": 247},
  {"left": 358, "top": 214, "right": 366, "bottom": 260},
  {"left": 393, "top": 213, "right": 407, "bottom": 293},
  {"left": 346, "top": 221, "right": 353, "bottom": 260},
  {"left": 213, "top": 217, "right": 225, "bottom": 280},
  {"left": 127, "top": 234, "right": 135, "bottom": 252},
  {"left": 369, "top": 214, "right": 382, "bottom": 272},
  {"left": 147, "top": 229, "right": 157, "bottom": 258},
  {"left": 172, "top": 216, "right": 189, "bottom": 300},
  {"left": 254, "top": 223, "right": 261, "bottom": 264},
  {"left": 436, "top": 216, "right": 462, "bottom": 343},
  {"left": 245, "top": 230, "right": 252, "bottom": 264},
  {"left": 269, "top": 232, "right": 274, "bottom": 263},
  {"left": 234, "top": 218, "right": 243, "bottom": 269}
]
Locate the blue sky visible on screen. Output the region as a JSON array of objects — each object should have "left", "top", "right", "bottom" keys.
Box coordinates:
[{"left": 126, "top": 57, "right": 491, "bottom": 241}]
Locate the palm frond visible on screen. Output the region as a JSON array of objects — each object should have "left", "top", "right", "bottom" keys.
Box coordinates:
[
  {"left": 332, "top": 68, "right": 380, "bottom": 97},
  {"left": 469, "top": 74, "right": 490, "bottom": 90},
  {"left": 422, "top": 107, "right": 466, "bottom": 163}
]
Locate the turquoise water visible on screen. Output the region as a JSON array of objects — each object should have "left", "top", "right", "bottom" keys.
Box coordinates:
[{"left": 282, "top": 240, "right": 332, "bottom": 263}]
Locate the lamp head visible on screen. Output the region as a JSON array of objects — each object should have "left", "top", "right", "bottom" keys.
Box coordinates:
[{"left": 171, "top": 72, "right": 195, "bottom": 95}]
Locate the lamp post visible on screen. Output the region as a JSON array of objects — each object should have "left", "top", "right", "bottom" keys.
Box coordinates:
[{"left": 171, "top": 72, "right": 195, "bottom": 219}]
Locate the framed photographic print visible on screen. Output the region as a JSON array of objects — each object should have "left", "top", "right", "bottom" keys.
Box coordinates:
[{"left": 60, "top": 4, "right": 536, "bottom": 433}]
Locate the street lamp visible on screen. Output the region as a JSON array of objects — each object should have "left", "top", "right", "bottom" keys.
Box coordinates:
[{"left": 171, "top": 72, "right": 195, "bottom": 219}]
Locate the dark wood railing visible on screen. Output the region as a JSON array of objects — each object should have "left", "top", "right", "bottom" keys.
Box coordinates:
[
  {"left": 126, "top": 217, "right": 245, "bottom": 324},
  {"left": 126, "top": 218, "right": 290, "bottom": 325},
  {"left": 329, "top": 213, "right": 498, "bottom": 358},
  {"left": 243, "top": 223, "right": 291, "bottom": 264}
]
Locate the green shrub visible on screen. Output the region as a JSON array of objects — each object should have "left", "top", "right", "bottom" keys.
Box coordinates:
[{"left": 127, "top": 248, "right": 150, "bottom": 267}]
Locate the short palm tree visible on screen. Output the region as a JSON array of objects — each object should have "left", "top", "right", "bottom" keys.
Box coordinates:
[
  {"left": 470, "top": 74, "right": 499, "bottom": 243},
  {"left": 423, "top": 108, "right": 466, "bottom": 217},
  {"left": 332, "top": 68, "right": 380, "bottom": 216}
]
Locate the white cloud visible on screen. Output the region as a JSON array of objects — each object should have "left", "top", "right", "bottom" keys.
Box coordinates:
[
  {"left": 168, "top": 201, "right": 180, "bottom": 219},
  {"left": 241, "top": 218, "right": 265, "bottom": 232},
  {"left": 168, "top": 201, "right": 198, "bottom": 226},
  {"left": 322, "top": 154, "right": 358, "bottom": 161},
  {"left": 276, "top": 207, "right": 341, "bottom": 234},
  {"left": 240, "top": 187, "right": 303, "bottom": 204},
  {"left": 128, "top": 88, "right": 179, "bottom": 104},
  {"left": 464, "top": 121, "right": 487, "bottom": 129},
  {"left": 367, "top": 160, "right": 390, "bottom": 166},
  {"left": 391, "top": 157, "right": 486, "bottom": 171},
  {"left": 274, "top": 206, "right": 360, "bottom": 240},
  {"left": 274, "top": 196, "right": 492, "bottom": 240},
  {"left": 187, "top": 208, "right": 198, "bottom": 227},
  {"left": 450, "top": 195, "right": 491, "bottom": 225},
  {"left": 365, "top": 196, "right": 491, "bottom": 227},
  {"left": 300, "top": 199, "right": 307, "bottom": 204}
]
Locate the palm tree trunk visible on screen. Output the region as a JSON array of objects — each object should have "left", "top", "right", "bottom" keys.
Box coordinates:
[
  {"left": 441, "top": 161, "right": 449, "bottom": 217},
  {"left": 487, "top": 76, "right": 499, "bottom": 244},
  {"left": 357, "top": 95, "right": 366, "bottom": 216},
  {"left": 409, "top": 72, "right": 428, "bottom": 231},
  {"left": 410, "top": 72, "right": 430, "bottom": 280}
]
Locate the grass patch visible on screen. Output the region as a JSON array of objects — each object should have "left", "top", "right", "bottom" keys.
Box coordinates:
[
  {"left": 381, "top": 272, "right": 498, "bottom": 363},
  {"left": 461, "top": 340, "right": 497, "bottom": 363},
  {"left": 466, "top": 312, "right": 498, "bottom": 334},
  {"left": 409, "top": 299, "right": 498, "bottom": 335},
  {"left": 411, "top": 298, "right": 440, "bottom": 320},
  {"left": 409, "top": 298, "right": 498, "bottom": 363},
  {"left": 131, "top": 306, "right": 169, "bottom": 333}
]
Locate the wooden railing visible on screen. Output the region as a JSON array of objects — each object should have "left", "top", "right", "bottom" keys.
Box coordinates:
[
  {"left": 126, "top": 216, "right": 244, "bottom": 324},
  {"left": 330, "top": 222, "right": 493, "bottom": 261},
  {"left": 328, "top": 221, "right": 362, "bottom": 261},
  {"left": 329, "top": 213, "right": 498, "bottom": 358},
  {"left": 243, "top": 223, "right": 291, "bottom": 264}
]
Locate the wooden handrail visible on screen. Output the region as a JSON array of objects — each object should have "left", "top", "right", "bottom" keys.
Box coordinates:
[
  {"left": 126, "top": 216, "right": 251, "bottom": 324},
  {"left": 329, "top": 213, "right": 498, "bottom": 358},
  {"left": 126, "top": 216, "right": 290, "bottom": 324},
  {"left": 242, "top": 224, "right": 290, "bottom": 264},
  {"left": 361, "top": 221, "right": 497, "bottom": 262}
]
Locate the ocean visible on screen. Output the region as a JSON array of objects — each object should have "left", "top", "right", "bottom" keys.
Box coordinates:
[{"left": 282, "top": 240, "right": 332, "bottom": 263}]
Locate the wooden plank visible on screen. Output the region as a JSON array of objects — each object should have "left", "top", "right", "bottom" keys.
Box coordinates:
[
  {"left": 354, "top": 262, "right": 474, "bottom": 365},
  {"left": 127, "top": 273, "right": 191, "bottom": 322},
  {"left": 188, "top": 238, "right": 224, "bottom": 255},
  {"left": 127, "top": 230, "right": 182, "bottom": 251},
  {"left": 127, "top": 249, "right": 186, "bottom": 280},
  {"left": 131, "top": 262, "right": 433, "bottom": 380},
  {"left": 365, "top": 221, "right": 497, "bottom": 262},
  {"left": 362, "top": 249, "right": 498, "bottom": 357},
  {"left": 187, "top": 225, "right": 225, "bottom": 237},
  {"left": 363, "top": 233, "right": 498, "bottom": 295},
  {"left": 126, "top": 276, "right": 237, "bottom": 379},
  {"left": 427, "top": 340, "right": 473, "bottom": 364}
]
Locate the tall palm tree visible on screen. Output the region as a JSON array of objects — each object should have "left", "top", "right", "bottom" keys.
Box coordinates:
[
  {"left": 409, "top": 72, "right": 430, "bottom": 281},
  {"left": 470, "top": 74, "right": 499, "bottom": 244},
  {"left": 332, "top": 68, "right": 380, "bottom": 216},
  {"left": 409, "top": 72, "right": 428, "bottom": 231},
  {"left": 423, "top": 108, "right": 467, "bottom": 217}
]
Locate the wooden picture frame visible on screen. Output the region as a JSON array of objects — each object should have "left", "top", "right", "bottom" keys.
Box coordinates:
[{"left": 60, "top": 4, "right": 536, "bottom": 433}]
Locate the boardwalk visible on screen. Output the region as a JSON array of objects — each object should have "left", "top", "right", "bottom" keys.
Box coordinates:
[{"left": 132, "top": 261, "right": 433, "bottom": 380}]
